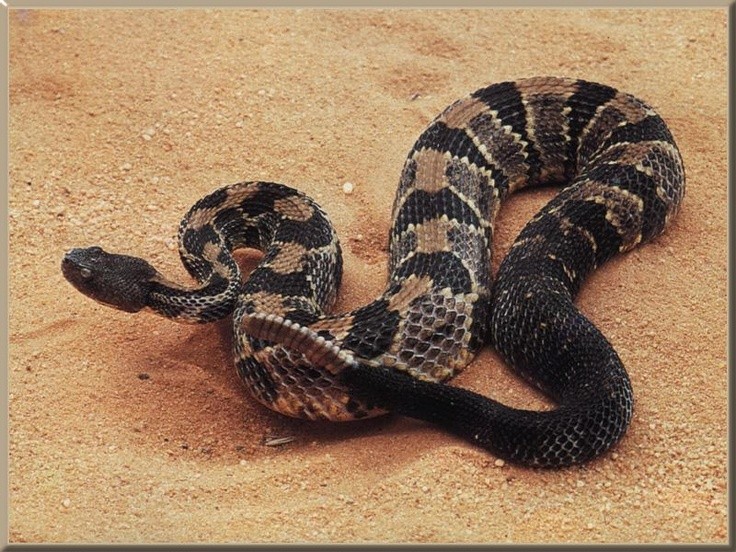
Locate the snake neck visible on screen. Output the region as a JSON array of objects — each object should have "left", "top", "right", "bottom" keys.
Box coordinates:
[{"left": 146, "top": 250, "right": 243, "bottom": 323}]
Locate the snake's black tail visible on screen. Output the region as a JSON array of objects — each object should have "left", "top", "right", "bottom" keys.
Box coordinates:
[{"left": 341, "top": 362, "right": 632, "bottom": 468}]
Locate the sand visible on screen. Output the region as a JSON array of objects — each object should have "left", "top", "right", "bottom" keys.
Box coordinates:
[{"left": 8, "top": 8, "right": 728, "bottom": 544}]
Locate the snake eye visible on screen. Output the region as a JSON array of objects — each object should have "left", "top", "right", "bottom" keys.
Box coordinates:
[{"left": 80, "top": 267, "right": 92, "bottom": 279}]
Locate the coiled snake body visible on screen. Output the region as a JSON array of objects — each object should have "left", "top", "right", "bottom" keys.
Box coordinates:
[{"left": 62, "top": 77, "right": 685, "bottom": 467}]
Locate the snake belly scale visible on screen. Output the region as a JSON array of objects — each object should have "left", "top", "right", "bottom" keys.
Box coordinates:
[{"left": 61, "top": 76, "right": 685, "bottom": 467}]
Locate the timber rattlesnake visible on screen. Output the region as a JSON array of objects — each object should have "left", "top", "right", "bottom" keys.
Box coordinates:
[{"left": 62, "top": 76, "right": 685, "bottom": 467}]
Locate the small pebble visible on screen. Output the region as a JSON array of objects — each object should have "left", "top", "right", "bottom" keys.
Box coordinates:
[
  {"left": 494, "top": 459, "right": 505, "bottom": 467},
  {"left": 32, "top": 199, "right": 41, "bottom": 208},
  {"left": 265, "top": 436, "right": 295, "bottom": 447},
  {"left": 61, "top": 498, "right": 71, "bottom": 508},
  {"left": 120, "top": 162, "right": 132, "bottom": 171},
  {"left": 342, "top": 182, "right": 355, "bottom": 194}
]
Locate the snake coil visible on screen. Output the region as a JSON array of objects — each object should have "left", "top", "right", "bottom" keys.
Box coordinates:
[{"left": 62, "top": 77, "right": 685, "bottom": 467}]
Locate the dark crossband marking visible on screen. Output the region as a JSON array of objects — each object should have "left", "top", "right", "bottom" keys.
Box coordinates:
[
  {"left": 393, "top": 186, "right": 482, "bottom": 238},
  {"left": 472, "top": 81, "right": 543, "bottom": 188},
  {"left": 564, "top": 80, "right": 618, "bottom": 175},
  {"left": 412, "top": 122, "right": 489, "bottom": 171}
]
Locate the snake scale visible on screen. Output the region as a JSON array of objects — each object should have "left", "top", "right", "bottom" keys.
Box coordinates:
[{"left": 62, "top": 76, "right": 685, "bottom": 467}]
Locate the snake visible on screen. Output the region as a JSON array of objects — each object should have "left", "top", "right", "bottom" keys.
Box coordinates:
[{"left": 61, "top": 76, "right": 685, "bottom": 468}]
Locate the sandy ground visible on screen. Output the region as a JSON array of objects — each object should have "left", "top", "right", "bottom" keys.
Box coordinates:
[{"left": 7, "top": 8, "right": 728, "bottom": 545}]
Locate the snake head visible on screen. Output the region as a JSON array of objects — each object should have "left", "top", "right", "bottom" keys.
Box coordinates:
[{"left": 61, "top": 246, "right": 158, "bottom": 313}]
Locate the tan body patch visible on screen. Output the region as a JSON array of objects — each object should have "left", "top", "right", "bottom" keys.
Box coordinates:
[
  {"left": 514, "top": 76, "right": 580, "bottom": 97},
  {"left": 266, "top": 241, "right": 309, "bottom": 273},
  {"left": 386, "top": 274, "right": 434, "bottom": 312},
  {"left": 440, "top": 96, "right": 489, "bottom": 129},
  {"left": 245, "top": 290, "right": 291, "bottom": 317},
  {"left": 310, "top": 315, "right": 357, "bottom": 342},
  {"left": 607, "top": 91, "right": 654, "bottom": 124},
  {"left": 567, "top": 180, "right": 644, "bottom": 251},
  {"left": 521, "top": 90, "right": 574, "bottom": 185},
  {"left": 273, "top": 196, "right": 315, "bottom": 221},
  {"left": 187, "top": 181, "right": 262, "bottom": 230},
  {"left": 411, "top": 216, "right": 457, "bottom": 254},
  {"left": 411, "top": 148, "right": 452, "bottom": 193}
]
